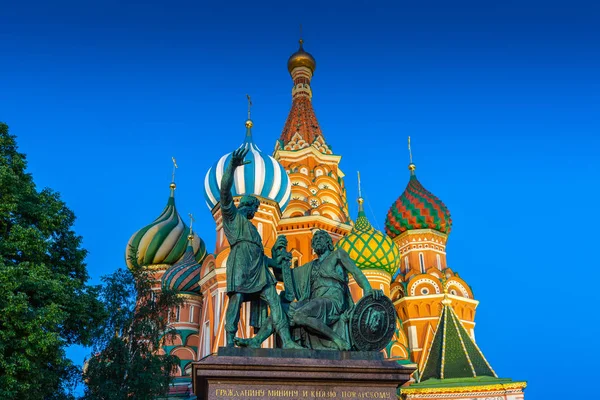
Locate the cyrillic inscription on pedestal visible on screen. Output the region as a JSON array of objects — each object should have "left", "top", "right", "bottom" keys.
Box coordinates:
[{"left": 210, "top": 383, "right": 395, "bottom": 400}]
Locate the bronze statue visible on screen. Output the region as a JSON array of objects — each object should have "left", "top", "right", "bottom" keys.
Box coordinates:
[
  {"left": 220, "top": 147, "right": 301, "bottom": 349},
  {"left": 236, "top": 229, "right": 391, "bottom": 351}
]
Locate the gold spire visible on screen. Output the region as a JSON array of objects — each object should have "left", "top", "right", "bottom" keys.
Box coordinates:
[
  {"left": 170, "top": 157, "right": 178, "bottom": 194},
  {"left": 357, "top": 171, "right": 364, "bottom": 207},
  {"left": 287, "top": 31, "right": 316, "bottom": 74},
  {"left": 245, "top": 94, "right": 253, "bottom": 128},
  {"left": 408, "top": 136, "right": 416, "bottom": 175},
  {"left": 187, "top": 213, "right": 195, "bottom": 241}
]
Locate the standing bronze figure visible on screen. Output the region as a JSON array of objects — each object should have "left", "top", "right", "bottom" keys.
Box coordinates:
[{"left": 220, "top": 147, "right": 301, "bottom": 349}]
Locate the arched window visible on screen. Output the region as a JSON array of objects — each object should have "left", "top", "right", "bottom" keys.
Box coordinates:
[
  {"left": 404, "top": 256, "right": 410, "bottom": 273},
  {"left": 257, "top": 222, "right": 263, "bottom": 239},
  {"left": 419, "top": 253, "right": 425, "bottom": 273},
  {"left": 176, "top": 306, "right": 181, "bottom": 322},
  {"left": 436, "top": 254, "right": 442, "bottom": 270},
  {"left": 189, "top": 305, "right": 195, "bottom": 323}
]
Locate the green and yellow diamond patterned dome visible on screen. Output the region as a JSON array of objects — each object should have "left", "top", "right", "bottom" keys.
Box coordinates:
[{"left": 336, "top": 198, "right": 400, "bottom": 276}]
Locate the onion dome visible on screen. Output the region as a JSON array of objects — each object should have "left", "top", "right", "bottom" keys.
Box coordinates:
[
  {"left": 385, "top": 164, "right": 452, "bottom": 238},
  {"left": 162, "top": 235, "right": 202, "bottom": 295},
  {"left": 204, "top": 119, "right": 292, "bottom": 211},
  {"left": 287, "top": 39, "right": 316, "bottom": 74},
  {"left": 125, "top": 184, "right": 207, "bottom": 268},
  {"left": 336, "top": 197, "right": 400, "bottom": 276}
]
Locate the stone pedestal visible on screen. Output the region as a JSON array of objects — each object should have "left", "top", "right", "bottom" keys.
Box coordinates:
[{"left": 192, "top": 347, "right": 416, "bottom": 400}]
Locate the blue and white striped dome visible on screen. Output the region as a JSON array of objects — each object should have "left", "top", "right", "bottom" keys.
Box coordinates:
[{"left": 204, "top": 121, "right": 292, "bottom": 211}]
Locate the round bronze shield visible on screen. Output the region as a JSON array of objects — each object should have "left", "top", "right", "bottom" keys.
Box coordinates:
[{"left": 349, "top": 293, "right": 396, "bottom": 351}]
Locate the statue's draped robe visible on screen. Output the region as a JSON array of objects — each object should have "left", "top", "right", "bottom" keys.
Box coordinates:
[
  {"left": 288, "top": 251, "right": 355, "bottom": 349},
  {"left": 222, "top": 202, "right": 276, "bottom": 294},
  {"left": 222, "top": 201, "right": 274, "bottom": 329}
]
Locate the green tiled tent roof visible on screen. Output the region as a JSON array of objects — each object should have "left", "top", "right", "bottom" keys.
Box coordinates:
[
  {"left": 420, "top": 299, "right": 496, "bottom": 381},
  {"left": 385, "top": 174, "right": 452, "bottom": 238}
]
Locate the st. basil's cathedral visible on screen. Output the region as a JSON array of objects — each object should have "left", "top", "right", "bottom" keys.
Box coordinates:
[{"left": 125, "top": 39, "right": 526, "bottom": 399}]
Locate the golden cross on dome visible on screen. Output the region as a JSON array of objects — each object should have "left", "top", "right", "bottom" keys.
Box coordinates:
[
  {"left": 246, "top": 94, "right": 252, "bottom": 120},
  {"left": 357, "top": 171, "right": 362, "bottom": 199},
  {"left": 171, "top": 157, "right": 178, "bottom": 183},
  {"left": 408, "top": 136, "right": 413, "bottom": 164}
]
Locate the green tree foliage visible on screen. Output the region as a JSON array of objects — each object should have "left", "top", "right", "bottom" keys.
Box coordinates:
[
  {"left": 0, "top": 122, "right": 105, "bottom": 399},
  {"left": 82, "top": 255, "right": 183, "bottom": 400}
]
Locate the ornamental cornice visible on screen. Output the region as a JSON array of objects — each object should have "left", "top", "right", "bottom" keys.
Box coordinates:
[
  {"left": 394, "top": 293, "right": 480, "bottom": 307},
  {"left": 395, "top": 229, "right": 448, "bottom": 242},
  {"left": 401, "top": 381, "right": 527, "bottom": 395},
  {"left": 274, "top": 146, "right": 342, "bottom": 164},
  {"left": 142, "top": 264, "right": 172, "bottom": 271},
  {"left": 277, "top": 215, "right": 353, "bottom": 235},
  {"left": 176, "top": 293, "right": 202, "bottom": 301},
  {"left": 361, "top": 269, "right": 393, "bottom": 280}
]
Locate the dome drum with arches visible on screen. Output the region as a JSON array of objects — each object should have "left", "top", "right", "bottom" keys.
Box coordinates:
[{"left": 204, "top": 120, "right": 292, "bottom": 211}]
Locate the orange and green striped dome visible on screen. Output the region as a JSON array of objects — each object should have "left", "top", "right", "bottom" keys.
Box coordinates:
[
  {"left": 162, "top": 238, "right": 204, "bottom": 295},
  {"left": 385, "top": 173, "right": 452, "bottom": 238},
  {"left": 336, "top": 200, "right": 399, "bottom": 276}
]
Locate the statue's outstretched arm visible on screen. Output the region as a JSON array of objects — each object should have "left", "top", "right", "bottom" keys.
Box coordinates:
[{"left": 220, "top": 147, "right": 250, "bottom": 208}]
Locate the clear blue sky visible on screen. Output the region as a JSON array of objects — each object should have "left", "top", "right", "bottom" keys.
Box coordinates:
[{"left": 1, "top": 1, "right": 599, "bottom": 398}]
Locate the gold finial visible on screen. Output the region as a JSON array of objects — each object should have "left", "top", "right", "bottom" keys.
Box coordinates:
[
  {"left": 408, "top": 136, "right": 416, "bottom": 174},
  {"left": 169, "top": 157, "right": 178, "bottom": 194},
  {"left": 357, "top": 171, "right": 364, "bottom": 205},
  {"left": 171, "top": 157, "right": 178, "bottom": 185},
  {"left": 245, "top": 94, "right": 253, "bottom": 128},
  {"left": 299, "top": 24, "right": 303, "bottom": 47},
  {"left": 187, "top": 213, "right": 195, "bottom": 241},
  {"left": 246, "top": 94, "right": 252, "bottom": 119},
  {"left": 441, "top": 279, "right": 452, "bottom": 304}
]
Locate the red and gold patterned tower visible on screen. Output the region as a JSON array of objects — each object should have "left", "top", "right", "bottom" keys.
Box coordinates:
[
  {"left": 273, "top": 39, "right": 353, "bottom": 262},
  {"left": 385, "top": 140, "right": 478, "bottom": 372}
]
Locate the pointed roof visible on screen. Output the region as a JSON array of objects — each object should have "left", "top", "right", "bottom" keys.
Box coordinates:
[
  {"left": 279, "top": 97, "right": 330, "bottom": 152},
  {"left": 276, "top": 40, "right": 332, "bottom": 155},
  {"left": 420, "top": 297, "right": 496, "bottom": 381}
]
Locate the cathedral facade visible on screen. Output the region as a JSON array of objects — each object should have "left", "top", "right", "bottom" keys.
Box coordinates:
[{"left": 125, "top": 40, "right": 526, "bottom": 399}]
